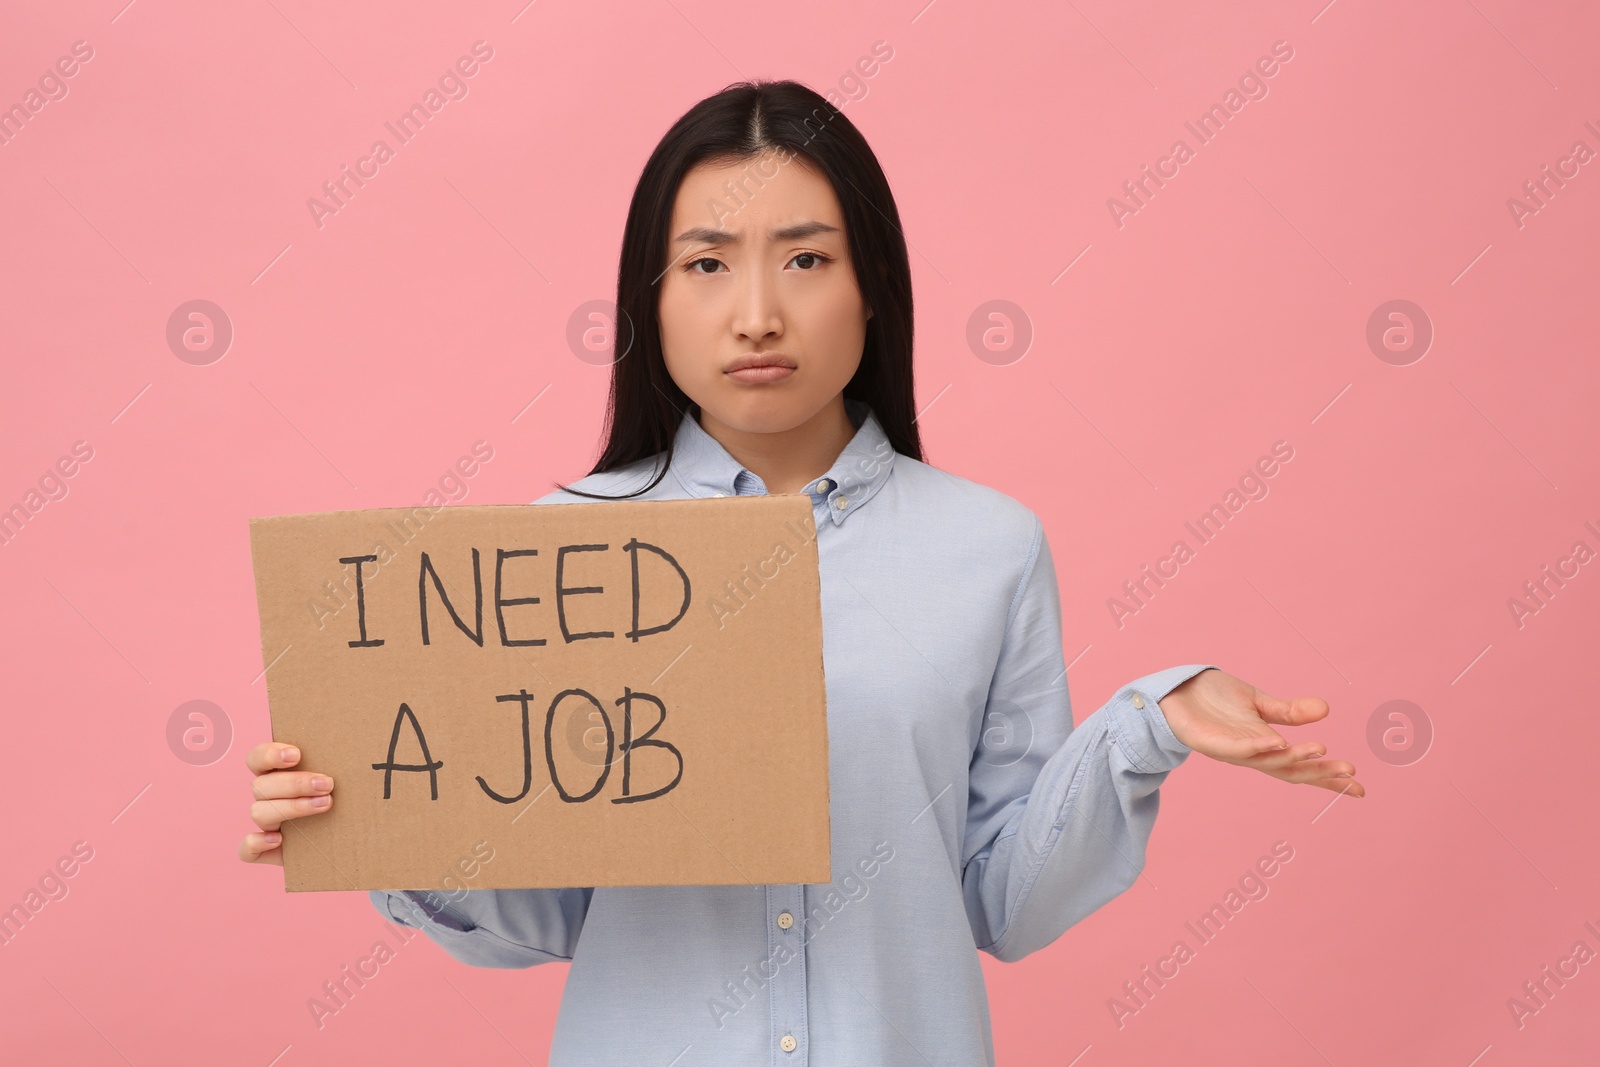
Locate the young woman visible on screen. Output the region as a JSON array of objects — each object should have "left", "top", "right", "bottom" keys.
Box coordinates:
[{"left": 240, "top": 79, "right": 1363, "bottom": 1065}]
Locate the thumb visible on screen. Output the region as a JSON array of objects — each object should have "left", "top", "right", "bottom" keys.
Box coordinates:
[{"left": 1254, "top": 689, "right": 1329, "bottom": 727}]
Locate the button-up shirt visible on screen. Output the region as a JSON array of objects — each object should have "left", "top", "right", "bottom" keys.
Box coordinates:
[{"left": 370, "top": 397, "right": 1215, "bottom": 1065}]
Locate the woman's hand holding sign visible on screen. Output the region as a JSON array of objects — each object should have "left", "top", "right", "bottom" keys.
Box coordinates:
[
  {"left": 237, "top": 742, "right": 335, "bottom": 866},
  {"left": 1157, "top": 668, "right": 1367, "bottom": 798}
]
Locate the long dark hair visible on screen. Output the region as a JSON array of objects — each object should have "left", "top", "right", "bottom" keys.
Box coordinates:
[{"left": 553, "top": 78, "right": 922, "bottom": 500}]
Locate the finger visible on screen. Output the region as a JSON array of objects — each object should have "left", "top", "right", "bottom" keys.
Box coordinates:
[
  {"left": 1265, "top": 756, "right": 1356, "bottom": 784},
  {"left": 238, "top": 831, "right": 284, "bottom": 865},
  {"left": 1242, "top": 733, "right": 1293, "bottom": 757},
  {"left": 1260, "top": 742, "right": 1350, "bottom": 767},
  {"left": 252, "top": 770, "right": 334, "bottom": 803},
  {"left": 250, "top": 794, "right": 332, "bottom": 831},
  {"left": 1253, "top": 742, "right": 1330, "bottom": 768},
  {"left": 1279, "top": 762, "right": 1360, "bottom": 789},
  {"left": 246, "top": 742, "right": 302, "bottom": 775},
  {"left": 1301, "top": 761, "right": 1357, "bottom": 783},
  {"left": 1309, "top": 776, "right": 1365, "bottom": 798},
  {"left": 1253, "top": 691, "right": 1330, "bottom": 728}
]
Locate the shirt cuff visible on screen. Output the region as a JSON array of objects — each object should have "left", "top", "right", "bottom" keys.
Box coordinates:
[
  {"left": 1110, "top": 664, "right": 1218, "bottom": 773},
  {"left": 372, "top": 888, "right": 477, "bottom": 932}
]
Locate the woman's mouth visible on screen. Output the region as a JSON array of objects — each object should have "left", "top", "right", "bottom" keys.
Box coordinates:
[
  {"left": 727, "top": 365, "right": 795, "bottom": 383},
  {"left": 725, "top": 353, "right": 797, "bottom": 384}
]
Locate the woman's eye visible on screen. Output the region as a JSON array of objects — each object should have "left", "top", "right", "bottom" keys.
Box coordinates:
[{"left": 683, "top": 253, "right": 830, "bottom": 275}]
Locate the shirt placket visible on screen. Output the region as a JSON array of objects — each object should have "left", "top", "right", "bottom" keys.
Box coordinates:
[
  {"left": 768, "top": 480, "right": 842, "bottom": 1063},
  {"left": 715, "top": 472, "right": 835, "bottom": 1062},
  {"left": 767, "top": 884, "right": 808, "bottom": 1064}
]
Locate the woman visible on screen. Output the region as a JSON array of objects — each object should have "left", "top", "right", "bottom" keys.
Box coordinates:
[{"left": 240, "top": 79, "right": 1363, "bottom": 1065}]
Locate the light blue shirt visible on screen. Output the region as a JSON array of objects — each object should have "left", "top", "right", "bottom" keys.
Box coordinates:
[{"left": 370, "top": 398, "right": 1214, "bottom": 1065}]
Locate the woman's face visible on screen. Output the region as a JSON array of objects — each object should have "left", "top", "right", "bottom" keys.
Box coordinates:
[{"left": 657, "top": 150, "right": 872, "bottom": 435}]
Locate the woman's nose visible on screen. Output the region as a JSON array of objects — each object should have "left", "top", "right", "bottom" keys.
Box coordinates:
[{"left": 732, "top": 268, "right": 782, "bottom": 341}]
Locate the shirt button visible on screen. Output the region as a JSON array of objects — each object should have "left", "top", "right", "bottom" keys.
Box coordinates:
[
  {"left": 813, "top": 478, "right": 832, "bottom": 493},
  {"left": 777, "top": 911, "right": 794, "bottom": 930},
  {"left": 780, "top": 1034, "right": 797, "bottom": 1053},
  {"left": 833, "top": 496, "right": 849, "bottom": 510},
  {"left": 711, "top": 492, "right": 726, "bottom": 498},
  {"left": 1131, "top": 693, "right": 1145, "bottom": 709}
]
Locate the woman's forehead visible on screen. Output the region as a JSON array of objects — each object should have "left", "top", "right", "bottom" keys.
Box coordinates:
[{"left": 670, "top": 155, "right": 843, "bottom": 234}]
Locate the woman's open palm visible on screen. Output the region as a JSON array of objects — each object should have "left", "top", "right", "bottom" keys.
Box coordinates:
[{"left": 1157, "top": 668, "right": 1366, "bottom": 797}]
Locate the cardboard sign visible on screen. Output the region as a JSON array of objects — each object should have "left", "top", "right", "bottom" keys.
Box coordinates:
[{"left": 247, "top": 497, "right": 831, "bottom": 893}]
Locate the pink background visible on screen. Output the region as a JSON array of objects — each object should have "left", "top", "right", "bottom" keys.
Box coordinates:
[{"left": 2, "top": 0, "right": 1597, "bottom": 1063}]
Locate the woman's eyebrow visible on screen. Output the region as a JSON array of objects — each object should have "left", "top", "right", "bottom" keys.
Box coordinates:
[{"left": 672, "top": 221, "right": 841, "bottom": 245}]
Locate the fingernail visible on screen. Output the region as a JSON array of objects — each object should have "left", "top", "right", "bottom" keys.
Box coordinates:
[
  {"left": 282, "top": 747, "right": 299, "bottom": 763},
  {"left": 312, "top": 776, "right": 332, "bottom": 792},
  {"left": 264, "top": 832, "right": 281, "bottom": 843},
  {"left": 311, "top": 795, "right": 331, "bottom": 807}
]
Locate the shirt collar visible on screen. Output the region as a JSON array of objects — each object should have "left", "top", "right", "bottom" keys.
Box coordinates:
[{"left": 669, "top": 398, "right": 896, "bottom": 525}]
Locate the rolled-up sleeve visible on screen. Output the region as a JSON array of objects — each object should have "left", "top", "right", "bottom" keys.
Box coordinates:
[
  {"left": 961, "top": 515, "right": 1215, "bottom": 962},
  {"left": 369, "top": 887, "right": 594, "bottom": 969}
]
